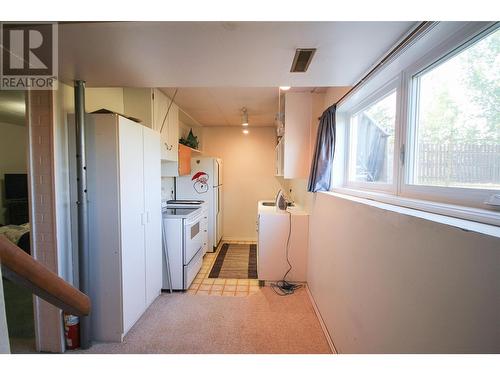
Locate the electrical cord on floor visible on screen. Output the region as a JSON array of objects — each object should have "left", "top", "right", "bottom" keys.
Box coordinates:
[{"left": 271, "top": 209, "right": 302, "bottom": 296}]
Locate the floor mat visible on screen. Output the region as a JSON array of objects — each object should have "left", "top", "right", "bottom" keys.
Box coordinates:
[{"left": 208, "top": 243, "right": 257, "bottom": 279}]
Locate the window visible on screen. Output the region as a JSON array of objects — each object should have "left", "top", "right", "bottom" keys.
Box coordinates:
[
  {"left": 409, "top": 27, "right": 500, "bottom": 190},
  {"left": 339, "top": 22, "right": 500, "bottom": 223},
  {"left": 349, "top": 91, "right": 397, "bottom": 185}
]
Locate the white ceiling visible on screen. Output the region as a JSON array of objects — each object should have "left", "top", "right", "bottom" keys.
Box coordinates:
[
  {"left": 162, "top": 87, "right": 279, "bottom": 127},
  {"left": 59, "top": 22, "right": 415, "bottom": 87},
  {"left": 163, "top": 87, "right": 335, "bottom": 127},
  {"left": 58, "top": 21, "right": 415, "bottom": 127}
]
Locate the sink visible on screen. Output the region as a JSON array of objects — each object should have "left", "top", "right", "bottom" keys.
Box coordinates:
[{"left": 261, "top": 201, "right": 295, "bottom": 207}]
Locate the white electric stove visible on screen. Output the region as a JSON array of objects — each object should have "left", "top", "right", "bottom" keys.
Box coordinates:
[{"left": 161, "top": 203, "right": 203, "bottom": 291}]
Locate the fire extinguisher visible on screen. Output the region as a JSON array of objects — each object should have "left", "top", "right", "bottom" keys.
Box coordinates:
[{"left": 63, "top": 313, "right": 80, "bottom": 350}]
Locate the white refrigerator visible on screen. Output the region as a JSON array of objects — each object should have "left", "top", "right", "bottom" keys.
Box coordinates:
[{"left": 176, "top": 157, "right": 223, "bottom": 252}]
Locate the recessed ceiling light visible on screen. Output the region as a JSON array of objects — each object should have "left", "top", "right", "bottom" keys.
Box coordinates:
[
  {"left": 242, "top": 129, "right": 249, "bottom": 135},
  {"left": 241, "top": 107, "right": 249, "bottom": 126},
  {"left": 279, "top": 86, "right": 291, "bottom": 91}
]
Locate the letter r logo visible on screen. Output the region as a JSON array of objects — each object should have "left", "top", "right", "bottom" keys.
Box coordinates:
[{"left": 2, "top": 23, "right": 53, "bottom": 76}]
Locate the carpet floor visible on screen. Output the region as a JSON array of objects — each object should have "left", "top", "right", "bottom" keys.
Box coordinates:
[{"left": 82, "top": 287, "right": 331, "bottom": 354}]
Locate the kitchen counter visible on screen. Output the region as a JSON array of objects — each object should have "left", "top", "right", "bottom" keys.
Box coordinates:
[{"left": 257, "top": 200, "right": 309, "bottom": 282}]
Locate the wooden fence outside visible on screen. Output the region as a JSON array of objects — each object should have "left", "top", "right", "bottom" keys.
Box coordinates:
[{"left": 417, "top": 143, "right": 500, "bottom": 186}]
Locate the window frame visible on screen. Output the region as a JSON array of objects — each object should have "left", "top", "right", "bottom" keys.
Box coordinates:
[
  {"left": 400, "top": 22, "right": 500, "bottom": 210},
  {"left": 344, "top": 76, "right": 402, "bottom": 194},
  {"left": 337, "top": 21, "right": 500, "bottom": 226}
]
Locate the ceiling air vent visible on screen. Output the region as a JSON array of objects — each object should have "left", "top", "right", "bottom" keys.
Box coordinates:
[{"left": 290, "top": 48, "right": 316, "bottom": 73}]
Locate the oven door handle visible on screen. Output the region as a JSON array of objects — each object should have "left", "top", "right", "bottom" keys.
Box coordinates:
[{"left": 185, "top": 213, "right": 202, "bottom": 227}]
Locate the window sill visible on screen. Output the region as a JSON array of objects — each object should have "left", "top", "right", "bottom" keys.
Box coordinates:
[{"left": 326, "top": 187, "right": 500, "bottom": 238}]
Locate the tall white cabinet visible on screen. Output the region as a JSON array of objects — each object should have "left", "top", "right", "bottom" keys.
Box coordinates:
[
  {"left": 73, "top": 113, "right": 162, "bottom": 342},
  {"left": 142, "top": 128, "right": 163, "bottom": 306}
]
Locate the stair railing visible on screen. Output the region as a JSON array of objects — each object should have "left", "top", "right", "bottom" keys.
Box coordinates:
[{"left": 0, "top": 235, "right": 90, "bottom": 317}]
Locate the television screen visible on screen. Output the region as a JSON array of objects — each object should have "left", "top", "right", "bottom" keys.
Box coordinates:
[{"left": 4, "top": 173, "right": 28, "bottom": 200}]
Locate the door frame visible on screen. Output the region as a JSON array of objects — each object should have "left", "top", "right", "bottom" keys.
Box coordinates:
[{"left": 26, "top": 90, "right": 65, "bottom": 353}]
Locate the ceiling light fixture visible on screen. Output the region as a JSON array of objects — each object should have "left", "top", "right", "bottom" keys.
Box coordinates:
[
  {"left": 241, "top": 107, "right": 249, "bottom": 126},
  {"left": 242, "top": 129, "right": 249, "bottom": 135},
  {"left": 279, "top": 86, "right": 291, "bottom": 91}
]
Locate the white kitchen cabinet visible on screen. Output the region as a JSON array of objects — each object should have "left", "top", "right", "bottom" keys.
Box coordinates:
[
  {"left": 117, "top": 118, "right": 147, "bottom": 334},
  {"left": 121, "top": 88, "right": 179, "bottom": 161},
  {"left": 279, "top": 92, "right": 312, "bottom": 179},
  {"left": 142, "top": 128, "right": 163, "bottom": 306},
  {"left": 257, "top": 201, "right": 309, "bottom": 282},
  {"left": 275, "top": 137, "right": 284, "bottom": 177},
  {"left": 152, "top": 88, "right": 179, "bottom": 162},
  {"left": 71, "top": 113, "right": 162, "bottom": 342}
]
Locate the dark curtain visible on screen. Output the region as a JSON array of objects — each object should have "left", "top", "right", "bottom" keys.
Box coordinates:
[{"left": 307, "top": 105, "right": 336, "bottom": 192}]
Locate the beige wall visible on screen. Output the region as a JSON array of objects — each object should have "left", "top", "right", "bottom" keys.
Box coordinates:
[
  {"left": 202, "top": 126, "right": 282, "bottom": 241},
  {"left": 0, "top": 121, "right": 27, "bottom": 224},
  {"left": 308, "top": 192, "right": 500, "bottom": 353},
  {"left": 122, "top": 88, "right": 152, "bottom": 126},
  {"left": 300, "top": 86, "right": 500, "bottom": 352},
  {"left": 85, "top": 88, "right": 124, "bottom": 114}
]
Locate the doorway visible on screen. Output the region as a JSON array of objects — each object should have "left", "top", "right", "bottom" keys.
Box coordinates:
[{"left": 0, "top": 90, "right": 36, "bottom": 353}]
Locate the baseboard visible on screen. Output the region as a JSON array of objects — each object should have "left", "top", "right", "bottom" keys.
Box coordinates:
[
  {"left": 305, "top": 284, "right": 338, "bottom": 354},
  {"left": 222, "top": 237, "right": 257, "bottom": 243}
]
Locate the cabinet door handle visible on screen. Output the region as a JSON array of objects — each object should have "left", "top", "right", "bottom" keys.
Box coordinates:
[
  {"left": 140, "top": 213, "right": 145, "bottom": 225},
  {"left": 146, "top": 211, "right": 150, "bottom": 223}
]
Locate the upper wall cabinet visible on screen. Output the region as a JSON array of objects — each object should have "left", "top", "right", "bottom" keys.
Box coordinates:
[
  {"left": 281, "top": 92, "right": 312, "bottom": 179},
  {"left": 122, "top": 88, "right": 179, "bottom": 162},
  {"left": 152, "top": 89, "right": 179, "bottom": 162},
  {"left": 161, "top": 144, "right": 198, "bottom": 177}
]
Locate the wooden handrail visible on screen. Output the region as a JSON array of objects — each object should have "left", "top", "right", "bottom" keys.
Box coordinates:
[{"left": 0, "top": 235, "right": 90, "bottom": 316}]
